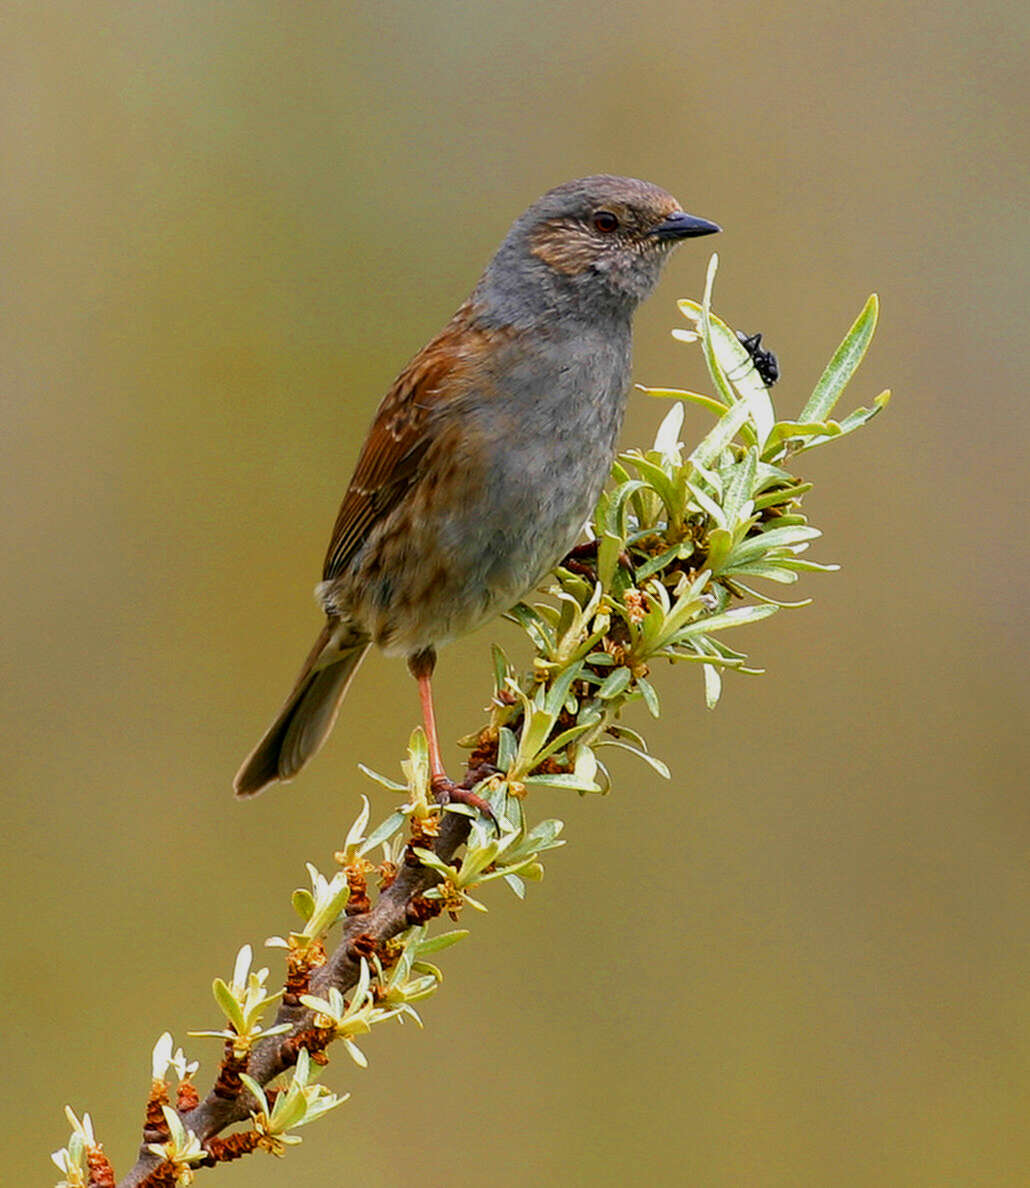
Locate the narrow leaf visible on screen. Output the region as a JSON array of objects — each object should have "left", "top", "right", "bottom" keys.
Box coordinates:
[
  {"left": 800, "top": 293, "right": 879, "bottom": 422},
  {"left": 416, "top": 930, "right": 470, "bottom": 955},
  {"left": 703, "top": 662, "right": 722, "bottom": 709},
  {"left": 636, "top": 384, "right": 727, "bottom": 418},
  {"left": 679, "top": 297, "right": 776, "bottom": 446},
  {"left": 674, "top": 604, "right": 778, "bottom": 638},
  {"left": 359, "top": 811, "right": 407, "bottom": 857},
  {"left": 597, "top": 666, "right": 632, "bottom": 699}
]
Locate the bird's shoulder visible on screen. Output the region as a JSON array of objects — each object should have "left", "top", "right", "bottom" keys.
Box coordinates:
[{"left": 321, "top": 302, "right": 518, "bottom": 580}]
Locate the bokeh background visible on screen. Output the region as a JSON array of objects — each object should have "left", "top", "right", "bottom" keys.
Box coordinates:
[{"left": 4, "top": 3, "right": 1027, "bottom": 1185}]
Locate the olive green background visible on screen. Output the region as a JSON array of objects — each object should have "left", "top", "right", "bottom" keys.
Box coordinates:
[{"left": 4, "top": 3, "right": 1027, "bottom": 1185}]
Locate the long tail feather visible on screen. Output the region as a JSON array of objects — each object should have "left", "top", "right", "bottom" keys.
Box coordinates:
[{"left": 234, "top": 624, "right": 370, "bottom": 798}]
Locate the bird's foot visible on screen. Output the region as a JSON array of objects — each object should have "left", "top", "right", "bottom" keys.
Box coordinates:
[
  {"left": 561, "top": 539, "right": 634, "bottom": 583},
  {"left": 431, "top": 773, "right": 498, "bottom": 831},
  {"left": 562, "top": 539, "right": 600, "bottom": 581}
]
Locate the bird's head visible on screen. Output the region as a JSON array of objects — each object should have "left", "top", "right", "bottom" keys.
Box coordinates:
[{"left": 480, "top": 175, "right": 720, "bottom": 322}]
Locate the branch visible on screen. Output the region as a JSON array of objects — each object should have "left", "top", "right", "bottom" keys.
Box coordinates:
[
  {"left": 51, "top": 259, "right": 889, "bottom": 1188},
  {"left": 120, "top": 772, "right": 480, "bottom": 1187}
]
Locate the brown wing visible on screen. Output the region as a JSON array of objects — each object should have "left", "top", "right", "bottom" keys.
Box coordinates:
[{"left": 323, "top": 302, "right": 495, "bottom": 581}]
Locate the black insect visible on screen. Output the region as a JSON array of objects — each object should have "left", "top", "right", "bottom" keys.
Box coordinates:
[{"left": 735, "top": 330, "right": 780, "bottom": 388}]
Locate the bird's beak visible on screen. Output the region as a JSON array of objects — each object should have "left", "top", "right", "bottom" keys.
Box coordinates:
[{"left": 651, "top": 211, "right": 722, "bottom": 240}]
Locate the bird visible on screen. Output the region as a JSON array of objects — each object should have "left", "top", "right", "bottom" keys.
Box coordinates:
[{"left": 234, "top": 175, "right": 720, "bottom": 805}]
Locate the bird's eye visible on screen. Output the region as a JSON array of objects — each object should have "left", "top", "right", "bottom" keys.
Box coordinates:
[{"left": 592, "top": 210, "right": 620, "bottom": 234}]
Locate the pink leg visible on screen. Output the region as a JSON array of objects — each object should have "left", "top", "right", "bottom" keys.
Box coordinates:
[
  {"left": 408, "top": 648, "right": 495, "bottom": 825},
  {"left": 415, "top": 665, "right": 448, "bottom": 784}
]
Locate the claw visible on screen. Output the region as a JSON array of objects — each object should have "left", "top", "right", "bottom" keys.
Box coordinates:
[{"left": 432, "top": 774, "right": 498, "bottom": 832}]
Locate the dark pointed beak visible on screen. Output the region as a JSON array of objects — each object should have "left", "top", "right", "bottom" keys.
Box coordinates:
[{"left": 651, "top": 211, "right": 721, "bottom": 240}]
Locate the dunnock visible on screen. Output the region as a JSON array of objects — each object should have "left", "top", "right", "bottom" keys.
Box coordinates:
[{"left": 234, "top": 175, "right": 719, "bottom": 803}]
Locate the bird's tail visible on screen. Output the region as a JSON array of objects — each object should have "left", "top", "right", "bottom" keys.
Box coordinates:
[{"left": 233, "top": 622, "right": 371, "bottom": 798}]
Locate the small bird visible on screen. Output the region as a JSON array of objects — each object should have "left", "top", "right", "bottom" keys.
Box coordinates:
[{"left": 234, "top": 175, "right": 719, "bottom": 804}]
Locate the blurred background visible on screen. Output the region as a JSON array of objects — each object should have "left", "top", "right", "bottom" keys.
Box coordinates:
[{"left": 3, "top": 3, "right": 1027, "bottom": 1185}]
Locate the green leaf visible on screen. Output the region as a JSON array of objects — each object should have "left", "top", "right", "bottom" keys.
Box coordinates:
[
  {"left": 651, "top": 577, "right": 709, "bottom": 647},
  {"left": 597, "top": 666, "right": 632, "bottom": 699},
  {"left": 836, "top": 388, "right": 891, "bottom": 432},
  {"left": 774, "top": 557, "right": 840, "bottom": 573},
  {"left": 673, "top": 604, "right": 778, "bottom": 639},
  {"left": 610, "top": 457, "right": 632, "bottom": 484},
  {"left": 496, "top": 726, "right": 518, "bottom": 770},
  {"left": 637, "top": 676, "right": 661, "bottom": 717},
  {"left": 760, "top": 419, "right": 837, "bottom": 458},
  {"left": 800, "top": 293, "right": 879, "bottom": 422},
  {"left": 416, "top": 929, "right": 460, "bottom": 963},
  {"left": 359, "top": 811, "right": 407, "bottom": 857},
  {"left": 725, "top": 561, "right": 801, "bottom": 584},
  {"left": 724, "top": 524, "right": 821, "bottom": 567},
  {"left": 679, "top": 636, "right": 757, "bottom": 675},
  {"left": 291, "top": 888, "right": 315, "bottom": 923},
  {"left": 730, "top": 580, "right": 813, "bottom": 609},
  {"left": 752, "top": 482, "right": 813, "bottom": 511},
  {"left": 543, "top": 662, "right": 583, "bottom": 719},
  {"left": 585, "top": 650, "right": 616, "bottom": 667},
  {"left": 794, "top": 389, "right": 892, "bottom": 452},
  {"left": 597, "top": 530, "right": 623, "bottom": 589},
  {"left": 525, "top": 818, "right": 565, "bottom": 848},
  {"left": 595, "top": 738, "right": 671, "bottom": 779},
  {"left": 411, "top": 847, "right": 454, "bottom": 879},
  {"left": 678, "top": 295, "right": 776, "bottom": 447},
  {"left": 531, "top": 720, "right": 595, "bottom": 766},
  {"left": 686, "top": 479, "right": 727, "bottom": 528},
  {"left": 307, "top": 878, "right": 351, "bottom": 936},
  {"left": 703, "top": 525, "right": 734, "bottom": 575},
  {"left": 690, "top": 397, "right": 752, "bottom": 469},
  {"left": 633, "top": 543, "right": 684, "bottom": 581},
  {"left": 603, "top": 722, "right": 644, "bottom": 746},
  {"left": 504, "top": 603, "right": 556, "bottom": 653},
  {"left": 621, "top": 453, "right": 681, "bottom": 519},
  {"left": 702, "top": 662, "right": 722, "bottom": 708},
  {"left": 636, "top": 383, "right": 727, "bottom": 418},
  {"left": 653, "top": 400, "right": 685, "bottom": 458},
  {"left": 238, "top": 1073, "right": 269, "bottom": 1116},
  {"left": 721, "top": 447, "right": 758, "bottom": 524},
  {"left": 357, "top": 764, "right": 407, "bottom": 792},
  {"left": 212, "top": 978, "right": 246, "bottom": 1032},
  {"left": 602, "top": 479, "right": 650, "bottom": 536},
  {"left": 696, "top": 254, "right": 737, "bottom": 410},
  {"left": 523, "top": 771, "right": 602, "bottom": 792},
  {"left": 491, "top": 645, "right": 510, "bottom": 693}
]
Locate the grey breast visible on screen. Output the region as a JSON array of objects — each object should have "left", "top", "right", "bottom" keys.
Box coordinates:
[{"left": 435, "top": 318, "right": 631, "bottom": 615}]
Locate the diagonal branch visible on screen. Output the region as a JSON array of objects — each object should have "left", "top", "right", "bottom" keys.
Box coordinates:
[{"left": 118, "top": 772, "right": 480, "bottom": 1188}]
